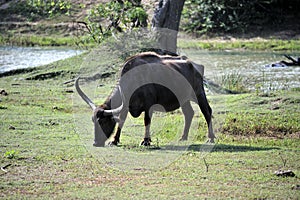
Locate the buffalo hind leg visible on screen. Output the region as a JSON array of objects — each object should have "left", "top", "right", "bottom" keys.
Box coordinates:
[
  {"left": 141, "top": 110, "right": 152, "bottom": 146},
  {"left": 110, "top": 110, "right": 128, "bottom": 146},
  {"left": 197, "top": 93, "right": 215, "bottom": 143},
  {"left": 180, "top": 102, "right": 194, "bottom": 141}
]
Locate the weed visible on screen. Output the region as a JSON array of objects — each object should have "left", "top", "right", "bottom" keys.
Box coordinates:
[
  {"left": 291, "top": 87, "right": 300, "bottom": 92},
  {"left": 4, "top": 150, "right": 18, "bottom": 159},
  {"left": 279, "top": 152, "right": 287, "bottom": 168},
  {"left": 216, "top": 71, "right": 248, "bottom": 93}
]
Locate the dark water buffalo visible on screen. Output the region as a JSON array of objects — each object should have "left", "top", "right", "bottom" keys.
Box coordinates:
[{"left": 75, "top": 52, "right": 215, "bottom": 147}]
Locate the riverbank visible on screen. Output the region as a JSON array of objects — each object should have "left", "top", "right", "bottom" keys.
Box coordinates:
[
  {"left": 1, "top": 32, "right": 300, "bottom": 51},
  {"left": 0, "top": 34, "right": 76, "bottom": 47},
  {"left": 0, "top": 51, "right": 299, "bottom": 199},
  {"left": 178, "top": 37, "right": 300, "bottom": 51},
  {"left": 1, "top": 0, "right": 299, "bottom": 51}
]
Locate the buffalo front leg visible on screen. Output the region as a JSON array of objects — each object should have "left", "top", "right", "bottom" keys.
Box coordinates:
[
  {"left": 141, "top": 110, "right": 152, "bottom": 146},
  {"left": 110, "top": 110, "right": 128, "bottom": 146},
  {"left": 180, "top": 102, "right": 194, "bottom": 141}
]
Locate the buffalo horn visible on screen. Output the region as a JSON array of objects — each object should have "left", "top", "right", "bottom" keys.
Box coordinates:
[
  {"left": 75, "top": 77, "right": 97, "bottom": 111},
  {"left": 103, "top": 86, "right": 124, "bottom": 116}
]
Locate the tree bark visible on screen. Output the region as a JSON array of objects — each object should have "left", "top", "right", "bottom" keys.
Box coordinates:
[{"left": 152, "top": 0, "right": 185, "bottom": 54}]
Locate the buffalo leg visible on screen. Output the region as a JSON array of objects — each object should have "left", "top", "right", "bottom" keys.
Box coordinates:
[
  {"left": 141, "top": 110, "right": 152, "bottom": 146},
  {"left": 111, "top": 110, "right": 128, "bottom": 145},
  {"left": 197, "top": 93, "right": 215, "bottom": 142},
  {"left": 180, "top": 102, "right": 194, "bottom": 141}
]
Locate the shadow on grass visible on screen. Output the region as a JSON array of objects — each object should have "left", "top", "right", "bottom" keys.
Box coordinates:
[
  {"left": 153, "top": 143, "right": 281, "bottom": 153},
  {"left": 199, "top": 143, "right": 278, "bottom": 152}
]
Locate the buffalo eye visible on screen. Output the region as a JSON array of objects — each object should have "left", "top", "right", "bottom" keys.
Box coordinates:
[{"left": 96, "top": 109, "right": 105, "bottom": 119}]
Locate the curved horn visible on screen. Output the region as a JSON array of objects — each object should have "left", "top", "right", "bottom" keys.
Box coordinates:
[
  {"left": 75, "top": 77, "right": 97, "bottom": 111},
  {"left": 103, "top": 85, "right": 125, "bottom": 116}
]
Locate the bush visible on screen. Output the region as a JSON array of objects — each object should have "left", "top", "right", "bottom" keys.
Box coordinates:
[
  {"left": 218, "top": 71, "right": 248, "bottom": 93},
  {"left": 10, "top": 0, "right": 71, "bottom": 20},
  {"left": 181, "top": 0, "right": 297, "bottom": 34},
  {"left": 83, "top": 0, "right": 148, "bottom": 44}
]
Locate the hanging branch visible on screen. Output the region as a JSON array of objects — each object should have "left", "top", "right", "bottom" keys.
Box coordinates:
[{"left": 76, "top": 21, "right": 97, "bottom": 42}]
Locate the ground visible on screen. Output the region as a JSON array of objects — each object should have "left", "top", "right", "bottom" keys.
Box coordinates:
[{"left": 0, "top": 48, "right": 299, "bottom": 199}]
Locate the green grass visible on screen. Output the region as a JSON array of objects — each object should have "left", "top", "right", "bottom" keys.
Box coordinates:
[
  {"left": 0, "top": 34, "right": 81, "bottom": 47},
  {"left": 1, "top": 30, "right": 300, "bottom": 51},
  {"left": 0, "top": 53, "right": 299, "bottom": 199},
  {"left": 178, "top": 38, "right": 300, "bottom": 51}
]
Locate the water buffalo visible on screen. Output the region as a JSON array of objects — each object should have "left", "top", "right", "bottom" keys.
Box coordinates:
[{"left": 75, "top": 52, "right": 215, "bottom": 147}]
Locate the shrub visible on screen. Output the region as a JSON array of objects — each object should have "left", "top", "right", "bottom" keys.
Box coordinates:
[
  {"left": 181, "top": 0, "right": 295, "bottom": 34},
  {"left": 83, "top": 0, "right": 148, "bottom": 44},
  {"left": 217, "top": 71, "right": 249, "bottom": 93},
  {"left": 9, "top": 0, "right": 71, "bottom": 20},
  {"left": 4, "top": 150, "right": 18, "bottom": 159}
]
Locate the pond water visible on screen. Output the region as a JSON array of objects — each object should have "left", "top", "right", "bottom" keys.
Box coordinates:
[
  {"left": 0, "top": 46, "right": 299, "bottom": 92},
  {"left": 0, "top": 46, "right": 83, "bottom": 73},
  {"left": 183, "top": 50, "right": 300, "bottom": 91}
]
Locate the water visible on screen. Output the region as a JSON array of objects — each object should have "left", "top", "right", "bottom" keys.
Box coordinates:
[
  {"left": 0, "top": 46, "right": 83, "bottom": 73},
  {"left": 183, "top": 50, "right": 300, "bottom": 91},
  {"left": 0, "top": 46, "right": 299, "bottom": 91}
]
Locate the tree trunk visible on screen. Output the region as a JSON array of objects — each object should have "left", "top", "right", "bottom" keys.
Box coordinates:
[{"left": 152, "top": 0, "right": 185, "bottom": 54}]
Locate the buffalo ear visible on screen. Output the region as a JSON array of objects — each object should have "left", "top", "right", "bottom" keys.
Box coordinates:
[{"left": 95, "top": 107, "right": 106, "bottom": 119}]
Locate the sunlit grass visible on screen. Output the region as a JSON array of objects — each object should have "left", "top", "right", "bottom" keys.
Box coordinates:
[
  {"left": 178, "top": 38, "right": 300, "bottom": 51},
  {"left": 0, "top": 34, "right": 78, "bottom": 47}
]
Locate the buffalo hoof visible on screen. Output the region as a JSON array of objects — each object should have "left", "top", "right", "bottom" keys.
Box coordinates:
[
  {"left": 206, "top": 138, "right": 215, "bottom": 143},
  {"left": 141, "top": 138, "right": 151, "bottom": 146},
  {"left": 0, "top": 89, "right": 8, "bottom": 96},
  {"left": 108, "top": 141, "right": 118, "bottom": 146},
  {"left": 93, "top": 142, "right": 105, "bottom": 147}
]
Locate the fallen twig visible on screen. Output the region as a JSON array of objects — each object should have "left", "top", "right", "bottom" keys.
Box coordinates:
[
  {"left": 1, "top": 164, "right": 12, "bottom": 173},
  {"left": 203, "top": 157, "right": 209, "bottom": 172},
  {"left": 63, "top": 78, "right": 75, "bottom": 85}
]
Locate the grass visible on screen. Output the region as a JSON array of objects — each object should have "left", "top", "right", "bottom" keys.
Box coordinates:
[
  {"left": 0, "top": 52, "right": 300, "bottom": 199},
  {"left": 216, "top": 71, "right": 249, "bottom": 93},
  {"left": 178, "top": 38, "right": 300, "bottom": 51},
  {"left": 0, "top": 34, "right": 82, "bottom": 47},
  {"left": 219, "top": 93, "right": 300, "bottom": 148},
  {"left": 1, "top": 27, "right": 300, "bottom": 51},
  {"left": 1, "top": 34, "right": 300, "bottom": 51}
]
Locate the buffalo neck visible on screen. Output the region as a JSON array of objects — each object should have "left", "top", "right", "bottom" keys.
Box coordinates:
[{"left": 104, "top": 86, "right": 122, "bottom": 110}]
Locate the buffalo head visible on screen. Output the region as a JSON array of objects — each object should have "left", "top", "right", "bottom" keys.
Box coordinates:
[{"left": 75, "top": 77, "right": 123, "bottom": 147}]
